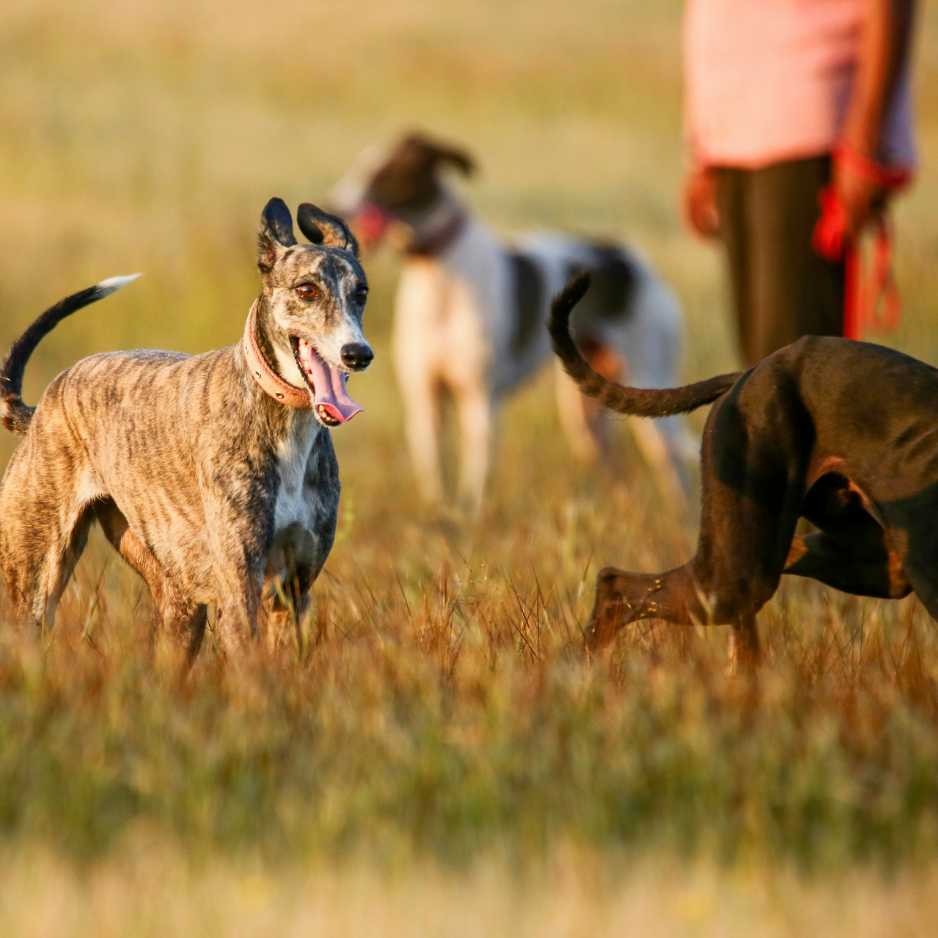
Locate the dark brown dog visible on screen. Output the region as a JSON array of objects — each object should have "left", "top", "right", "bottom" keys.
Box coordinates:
[{"left": 550, "top": 274, "right": 938, "bottom": 666}]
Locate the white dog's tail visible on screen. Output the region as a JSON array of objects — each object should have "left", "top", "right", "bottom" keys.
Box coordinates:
[{"left": 1, "top": 274, "right": 140, "bottom": 434}]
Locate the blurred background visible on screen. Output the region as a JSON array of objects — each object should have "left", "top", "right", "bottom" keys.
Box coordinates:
[{"left": 4, "top": 0, "right": 934, "bottom": 477}]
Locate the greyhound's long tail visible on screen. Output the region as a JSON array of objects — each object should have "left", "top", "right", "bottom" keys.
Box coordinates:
[
  {"left": 548, "top": 273, "right": 741, "bottom": 418},
  {"left": 1, "top": 274, "right": 141, "bottom": 434}
]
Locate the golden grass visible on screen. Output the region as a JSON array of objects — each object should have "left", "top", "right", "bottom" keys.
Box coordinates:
[{"left": 3, "top": 527, "right": 938, "bottom": 872}]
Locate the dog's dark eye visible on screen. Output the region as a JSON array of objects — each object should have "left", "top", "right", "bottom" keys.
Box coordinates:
[
  {"left": 295, "top": 283, "right": 320, "bottom": 302},
  {"left": 354, "top": 286, "right": 369, "bottom": 304}
]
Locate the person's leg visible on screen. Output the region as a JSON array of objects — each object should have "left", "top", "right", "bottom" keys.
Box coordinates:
[
  {"left": 714, "top": 169, "right": 756, "bottom": 363},
  {"left": 746, "top": 156, "right": 844, "bottom": 362}
]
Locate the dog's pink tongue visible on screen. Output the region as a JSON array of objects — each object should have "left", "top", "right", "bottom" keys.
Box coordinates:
[{"left": 299, "top": 342, "right": 363, "bottom": 425}]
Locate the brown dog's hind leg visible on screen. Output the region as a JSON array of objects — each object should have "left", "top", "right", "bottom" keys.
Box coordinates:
[
  {"left": 784, "top": 472, "right": 911, "bottom": 599},
  {"left": 586, "top": 563, "right": 769, "bottom": 671},
  {"left": 728, "top": 613, "right": 761, "bottom": 673},
  {"left": 585, "top": 372, "right": 813, "bottom": 662},
  {"left": 885, "top": 502, "right": 938, "bottom": 622},
  {"left": 784, "top": 530, "right": 911, "bottom": 599},
  {"left": 586, "top": 563, "right": 706, "bottom": 650}
]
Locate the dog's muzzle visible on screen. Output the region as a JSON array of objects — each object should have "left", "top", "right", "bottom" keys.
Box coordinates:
[
  {"left": 290, "top": 336, "right": 366, "bottom": 427},
  {"left": 340, "top": 343, "right": 374, "bottom": 372}
]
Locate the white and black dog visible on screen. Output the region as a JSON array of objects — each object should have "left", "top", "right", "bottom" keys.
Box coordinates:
[{"left": 331, "top": 132, "right": 694, "bottom": 511}]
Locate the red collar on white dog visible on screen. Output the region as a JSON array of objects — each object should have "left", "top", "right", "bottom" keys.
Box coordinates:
[{"left": 405, "top": 208, "right": 468, "bottom": 257}]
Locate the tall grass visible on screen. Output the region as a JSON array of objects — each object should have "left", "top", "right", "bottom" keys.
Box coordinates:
[
  {"left": 3, "top": 519, "right": 938, "bottom": 872},
  {"left": 3, "top": 0, "right": 938, "bottom": 930}
]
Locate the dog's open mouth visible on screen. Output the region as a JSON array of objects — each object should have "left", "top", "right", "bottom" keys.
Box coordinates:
[
  {"left": 352, "top": 203, "right": 393, "bottom": 249},
  {"left": 290, "top": 337, "right": 363, "bottom": 427}
]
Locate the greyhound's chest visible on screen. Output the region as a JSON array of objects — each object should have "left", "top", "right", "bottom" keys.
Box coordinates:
[{"left": 271, "top": 424, "right": 335, "bottom": 566}]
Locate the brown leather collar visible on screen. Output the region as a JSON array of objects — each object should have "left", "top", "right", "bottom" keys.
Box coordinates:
[
  {"left": 405, "top": 208, "right": 467, "bottom": 257},
  {"left": 241, "top": 301, "right": 311, "bottom": 409}
]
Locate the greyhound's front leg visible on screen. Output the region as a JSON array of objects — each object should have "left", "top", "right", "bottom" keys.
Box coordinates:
[
  {"left": 261, "top": 553, "right": 315, "bottom": 654},
  {"left": 214, "top": 577, "right": 262, "bottom": 659},
  {"left": 206, "top": 527, "right": 265, "bottom": 658},
  {"left": 200, "top": 479, "right": 277, "bottom": 657}
]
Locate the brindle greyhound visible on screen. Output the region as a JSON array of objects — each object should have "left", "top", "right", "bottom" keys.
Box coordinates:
[
  {"left": 550, "top": 273, "right": 938, "bottom": 666},
  {"left": 0, "top": 198, "right": 372, "bottom": 666}
]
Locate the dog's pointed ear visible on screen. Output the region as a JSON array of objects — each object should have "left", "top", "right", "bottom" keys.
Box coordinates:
[
  {"left": 257, "top": 197, "right": 297, "bottom": 272},
  {"left": 432, "top": 142, "right": 476, "bottom": 177},
  {"left": 297, "top": 203, "right": 360, "bottom": 257},
  {"left": 402, "top": 132, "right": 477, "bottom": 178}
]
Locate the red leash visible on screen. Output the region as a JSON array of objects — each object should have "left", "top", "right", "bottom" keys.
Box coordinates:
[{"left": 812, "top": 145, "right": 912, "bottom": 340}]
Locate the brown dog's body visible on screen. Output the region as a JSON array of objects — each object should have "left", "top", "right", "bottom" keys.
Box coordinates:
[{"left": 550, "top": 275, "right": 938, "bottom": 663}]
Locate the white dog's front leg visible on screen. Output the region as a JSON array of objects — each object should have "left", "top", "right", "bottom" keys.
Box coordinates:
[
  {"left": 402, "top": 381, "right": 444, "bottom": 504},
  {"left": 456, "top": 388, "right": 492, "bottom": 515}
]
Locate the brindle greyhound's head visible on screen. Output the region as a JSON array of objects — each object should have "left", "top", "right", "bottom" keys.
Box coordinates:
[
  {"left": 256, "top": 197, "right": 373, "bottom": 427},
  {"left": 329, "top": 133, "right": 476, "bottom": 250}
]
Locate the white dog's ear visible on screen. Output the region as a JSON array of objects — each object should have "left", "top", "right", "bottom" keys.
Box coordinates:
[
  {"left": 297, "top": 203, "right": 359, "bottom": 257},
  {"left": 257, "top": 197, "right": 296, "bottom": 272},
  {"left": 432, "top": 142, "right": 476, "bottom": 177},
  {"left": 402, "top": 132, "right": 477, "bottom": 178}
]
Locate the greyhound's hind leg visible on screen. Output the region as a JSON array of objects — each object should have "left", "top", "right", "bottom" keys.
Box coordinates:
[
  {"left": 0, "top": 484, "right": 96, "bottom": 630},
  {"left": 39, "top": 502, "right": 97, "bottom": 629},
  {"left": 262, "top": 563, "right": 314, "bottom": 653},
  {"left": 96, "top": 500, "right": 168, "bottom": 611},
  {"left": 96, "top": 499, "right": 207, "bottom": 668}
]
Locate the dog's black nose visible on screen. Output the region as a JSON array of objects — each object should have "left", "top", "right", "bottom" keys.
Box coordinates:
[{"left": 340, "top": 343, "right": 374, "bottom": 371}]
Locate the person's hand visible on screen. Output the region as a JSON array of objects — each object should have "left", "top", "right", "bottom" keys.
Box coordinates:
[
  {"left": 833, "top": 151, "right": 886, "bottom": 237},
  {"left": 682, "top": 165, "right": 720, "bottom": 239}
]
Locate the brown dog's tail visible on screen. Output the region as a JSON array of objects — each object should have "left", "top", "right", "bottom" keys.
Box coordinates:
[
  {"left": 548, "top": 273, "right": 740, "bottom": 418},
  {"left": 1, "top": 274, "right": 140, "bottom": 434}
]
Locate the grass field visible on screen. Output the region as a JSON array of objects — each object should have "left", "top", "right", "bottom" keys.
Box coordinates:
[{"left": 3, "top": 1, "right": 938, "bottom": 934}]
